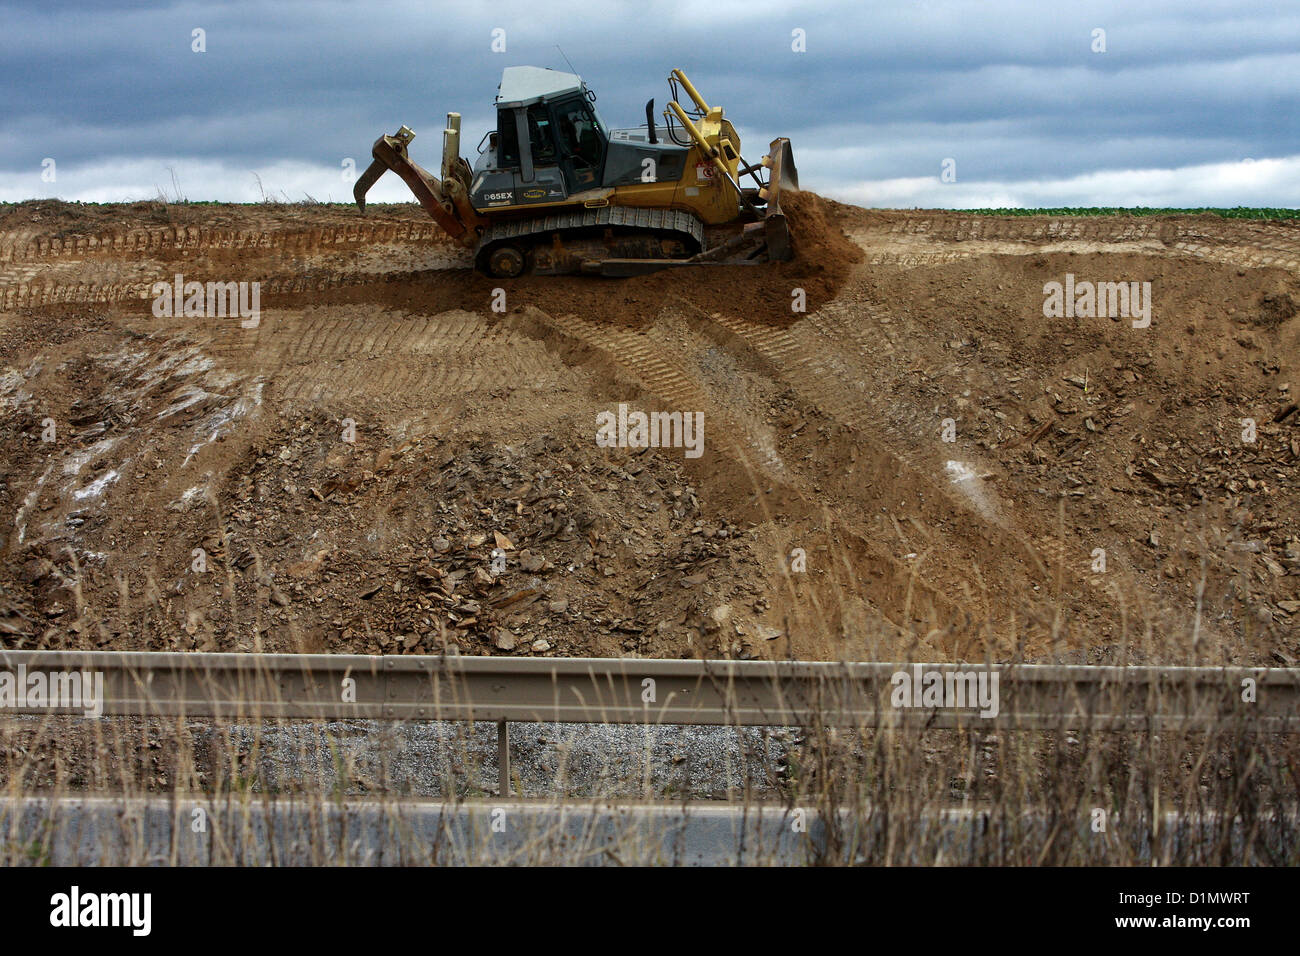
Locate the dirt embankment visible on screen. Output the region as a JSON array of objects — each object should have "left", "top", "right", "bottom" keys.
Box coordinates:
[{"left": 0, "top": 195, "right": 1297, "bottom": 664}]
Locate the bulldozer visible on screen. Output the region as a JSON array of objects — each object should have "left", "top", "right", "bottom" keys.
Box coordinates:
[{"left": 353, "top": 66, "right": 798, "bottom": 277}]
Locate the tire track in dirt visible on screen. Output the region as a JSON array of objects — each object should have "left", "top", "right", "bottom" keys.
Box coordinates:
[
  {"left": 1170, "top": 241, "right": 1300, "bottom": 274},
  {"left": 0, "top": 268, "right": 456, "bottom": 310},
  {"left": 1026, "top": 527, "right": 1174, "bottom": 638},
  {"left": 830, "top": 218, "right": 1282, "bottom": 651},
  {"left": 800, "top": 258, "right": 1196, "bottom": 642},
  {"left": 674, "top": 250, "right": 1186, "bottom": 649},
  {"left": 858, "top": 239, "right": 1174, "bottom": 267},
  {"left": 880, "top": 216, "right": 1175, "bottom": 243},
  {"left": 865, "top": 213, "right": 1300, "bottom": 274},
  {"left": 0, "top": 222, "right": 451, "bottom": 265},
  {"left": 685, "top": 301, "right": 1053, "bottom": 616},
  {"left": 516, "top": 307, "right": 729, "bottom": 432},
  {"left": 186, "top": 308, "right": 562, "bottom": 406},
  {"left": 504, "top": 303, "right": 973, "bottom": 638},
  {"left": 6, "top": 211, "right": 1295, "bottom": 311},
  {"left": 3, "top": 201, "right": 1293, "bottom": 659}
]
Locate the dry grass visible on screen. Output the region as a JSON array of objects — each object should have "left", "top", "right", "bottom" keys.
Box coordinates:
[
  {"left": 0, "top": 299, "right": 1294, "bottom": 865},
  {"left": 0, "top": 663, "right": 1295, "bottom": 865}
]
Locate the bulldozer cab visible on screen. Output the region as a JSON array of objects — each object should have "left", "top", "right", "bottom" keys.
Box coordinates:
[{"left": 472, "top": 67, "right": 609, "bottom": 209}]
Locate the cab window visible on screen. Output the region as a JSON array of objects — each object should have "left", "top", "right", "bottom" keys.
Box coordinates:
[
  {"left": 556, "top": 102, "right": 601, "bottom": 168},
  {"left": 527, "top": 104, "right": 556, "bottom": 166},
  {"left": 497, "top": 110, "right": 519, "bottom": 168}
]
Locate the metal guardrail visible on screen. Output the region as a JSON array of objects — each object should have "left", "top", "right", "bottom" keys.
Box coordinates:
[
  {"left": 2, "top": 650, "right": 1296, "bottom": 797},
  {"left": 0, "top": 650, "right": 1295, "bottom": 731}
]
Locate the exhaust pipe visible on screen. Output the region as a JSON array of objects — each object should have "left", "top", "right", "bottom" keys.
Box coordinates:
[{"left": 645, "top": 99, "right": 657, "bottom": 144}]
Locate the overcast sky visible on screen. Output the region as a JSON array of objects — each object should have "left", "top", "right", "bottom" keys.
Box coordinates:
[{"left": 1, "top": 0, "right": 1297, "bottom": 208}]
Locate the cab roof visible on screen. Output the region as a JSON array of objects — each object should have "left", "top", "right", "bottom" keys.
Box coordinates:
[{"left": 495, "top": 66, "right": 583, "bottom": 108}]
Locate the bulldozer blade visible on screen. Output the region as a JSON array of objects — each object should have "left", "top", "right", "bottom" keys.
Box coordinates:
[
  {"left": 768, "top": 137, "right": 799, "bottom": 192},
  {"left": 764, "top": 212, "right": 792, "bottom": 261},
  {"left": 761, "top": 137, "right": 798, "bottom": 262},
  {"left": 352, "top": 158, "right": 388, "bottom": 214}
]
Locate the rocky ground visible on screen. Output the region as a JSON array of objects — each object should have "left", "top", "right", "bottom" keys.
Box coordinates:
[{"left": 0, "top": 196, "right": 1297, "bottom": 665}]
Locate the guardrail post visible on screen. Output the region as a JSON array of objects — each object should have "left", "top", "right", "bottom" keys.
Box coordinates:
[{"left": 497, "top": 719, "right": 511, "bottom": 797}]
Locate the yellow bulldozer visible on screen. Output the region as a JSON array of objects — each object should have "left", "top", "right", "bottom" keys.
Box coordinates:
[{"left": 353, "top": 67, "right": 798, "bottom": 277}]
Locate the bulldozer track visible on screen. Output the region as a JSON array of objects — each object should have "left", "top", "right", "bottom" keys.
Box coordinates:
[
  {"left": 0, "top": 221, "right": 449, "bottom": 265},
  {"left": 5, "top": 212, "right": 1298, "bottom": 314},
  {"left": 690, "top": 299, "right": 1124, "bottom": 621},
  {"left": 497, "top": 306, "right": 972, "bottom": 633},
  {"left": 1170, "top": 241, "right": 1300, "bottom": 273},
  {"left": 866, "top": 250, "right": 977, "bottom": 266},
  {"left": 1028, "top": 529, "right": 1160, "bottom": 618},
  {"left": 881, "top": 216, "right": 1174, "bottom": 243},
  {"left": 848, "top": 216, "right": 1300, "bottom": 278},
  {"left": 870, "top": 214, "right": 1300, "bottom": 272},
  {"left": 194, "top": 310, "right": 560, "bottom": 404},
  {"left": 0, "top": 267, "right": 456, "bottom": 310},
  {"left": 636, "top": 310, "right": 980, "bottom": 615},
  {"left": 519, "top": 308, "right": 728, "bottom": 433},
  {"left": 524, "top": 301, "right": 972, "bottom": 631},
  {"left": 523, "top": 308, "right": 786, "bottom": 483},
  {"left": 5, "top": 211, "right": 1296, "bottom": 269}
]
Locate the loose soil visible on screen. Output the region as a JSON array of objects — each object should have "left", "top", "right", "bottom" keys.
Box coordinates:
[{"left": 1, "top": 195, "right": 1297, "bottom": 665}]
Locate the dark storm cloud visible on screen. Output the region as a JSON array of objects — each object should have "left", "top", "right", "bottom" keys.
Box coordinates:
[{"left": 1, "top": 0, "right": 1296, "bottom": 205}]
